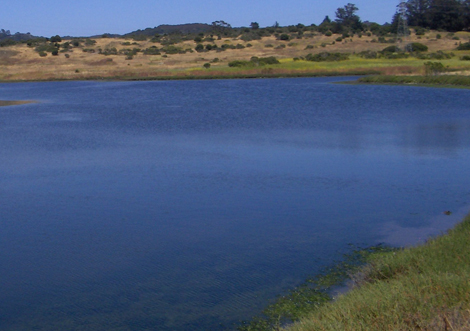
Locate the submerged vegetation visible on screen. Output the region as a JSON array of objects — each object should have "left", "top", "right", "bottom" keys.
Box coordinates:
[
  {"left": 238, "top": 245, "right": 396, "bottom": 331},
  {"left": 285, "top": 214, "right": 470, "bottom": 331},
  {"left": 239, "top": 214, "right": 470, "bottom": 331}
]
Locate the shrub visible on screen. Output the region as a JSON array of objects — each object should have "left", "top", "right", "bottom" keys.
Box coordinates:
[
  {"left": 424, "top": 61, "right": 445, "bottom": 75},
  {"left": 457, "top": 42, "right": 470, "bottom": 50},
  {"left": 415, "top": 27, "right": 426, "bottom": 35},
  {"left": 279, "top": 34, "right": 290, "bottom": 41},
  {"left": 228, "top": 60, "right": 251, "bottom": 67},
  {"left": 142, "top": 46, "right": 160, "bottom": 55},
  {"left": 84, "top": 39, "right": 96, "bottom": 46},
  {"left": 195, "top": 44, "right": 204, "bottom": 52},
  {"left": 415, "top": 51, "right": 451, "bottom": 60},
  {"left": 253, "top": 56, "right": 280, "bottom": 65},
  {"left": 161, "top": 45, "right": 184, "bottom": 54},
  {"left": 460, "top": 55, "right": 470, "bottom": 61},
  {"left": 358, "top": 50, "right": 378, "bottom": 59},
  {"left": 381, "top": 45, "right": 399, "bottom": 53},
  {"left": 325, "top": 31, "right": 332, "bottom": 37},
  {"left": 228, "top": 56, "right": 280, "bottom": 67},
  {"left": 305, "top": 52, "right": 349, "bottom": 62},
  {"left": 336, "top": 37, "right": 343, "bottom": 42},
  {"left": 50, "top": 35, "right": 62, "bottom": 42},
  {"left": 407, "top": 42, "right": 428, "bottom": 52},
  {"left": 203, "top": 63, "right": 211, "bottom": 69}
]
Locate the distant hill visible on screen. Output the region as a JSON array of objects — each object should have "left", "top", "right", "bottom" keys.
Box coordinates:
[
  {"left": 0, "top": 29, "right": 36, "bottom": 41},
  {"left": 125, "top": 23, "right": 212, "bottom": 36}
]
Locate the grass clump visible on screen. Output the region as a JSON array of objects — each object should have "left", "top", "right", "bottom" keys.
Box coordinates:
[{"left": 285, "top": 214, "right": 470, "bottom": 331}]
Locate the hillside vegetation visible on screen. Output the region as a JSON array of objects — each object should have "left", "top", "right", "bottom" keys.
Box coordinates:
[{"left": 1, "top": 28, "right": 470, "bottom": 81}]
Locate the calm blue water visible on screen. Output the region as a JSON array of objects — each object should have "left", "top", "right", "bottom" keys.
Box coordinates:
[{"left": 1, "top": 77, "right": 470, "bottom": 330}]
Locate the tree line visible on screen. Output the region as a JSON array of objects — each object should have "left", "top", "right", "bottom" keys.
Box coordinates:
[
  {"left": 2, "top": 1, "right": 470, "bottom": 46},
  {"left": 402, "top": 0, "right": 470, "bottom": 32}
]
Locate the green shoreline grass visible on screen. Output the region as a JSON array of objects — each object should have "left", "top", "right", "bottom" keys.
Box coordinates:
[
  {"left": 357, "top": 74, "right": 470, "bottom": 88},
  {"left": 282, "top": 214, "right": 470, "bottom": 331}
]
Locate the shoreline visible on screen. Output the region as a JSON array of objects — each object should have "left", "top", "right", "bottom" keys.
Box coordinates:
[{"left": 3, "top": 73, "right": 470, "bottom": 90}]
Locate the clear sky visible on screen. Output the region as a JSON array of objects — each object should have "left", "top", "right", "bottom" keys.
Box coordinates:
[{"left": 2, "top": 0, "right": 400, "bottom": 37}]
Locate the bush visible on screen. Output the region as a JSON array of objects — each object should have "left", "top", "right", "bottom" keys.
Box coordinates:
[
  {"left": 228, "top": 60, "right": 251, "bottom": 67},
  {"left": 381, "top": 45, "right": 399, "bottom": 53},
  {"left": 414, "top": 51, "right": 452, "bottom": 60},
  {"left": 457, "top": 42, "right": 470, "bottom": 50},
  {"left": 50, "top": 35, "right": 62, "bottom": 42},
  {"left": 415, "top": 27, "right": 426, "bottom": 35},
  {"left": 358, "top": 50, "right": 378, "bottom": 59},
  {"left": 424, "top": 61, "right": 445, "bottom": 76},
  {"left": 305, "top": 52, "right": 349, "bottom": 62},
  {"left": 407, "top": 42, "right": 428, "bottom": 52},
  {"left": 203, "top": 63, "right": 211, "bottom": 69},
  {"left": 142, "top": 46, "right": 160, "bottom": 55},
  {"left": 279, "top": 34, "right": 290, "bottom": 41},
  {"left": 252, "top": 56, "right": 280, "bottom": 65},
  {"left": 228, "top": 56, "right": 280, "bottom": 67},
  {"left": 325, "top": 31, "right": 332, "bottom": 37},
  {"left": 460, "top": 55, "right": 470, "bottom": 61}
]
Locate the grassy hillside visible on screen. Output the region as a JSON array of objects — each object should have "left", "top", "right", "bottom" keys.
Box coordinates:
[
  {"left": 284, "top": 214, "right": 470, "bottom": 331},
  {"left": 1, "top": 30, "right": 470, "bottom": 81}
]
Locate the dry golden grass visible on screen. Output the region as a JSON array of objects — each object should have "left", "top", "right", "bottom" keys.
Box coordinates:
[{"left": 0, "top": 30, "right": 469, "bottom": 81}]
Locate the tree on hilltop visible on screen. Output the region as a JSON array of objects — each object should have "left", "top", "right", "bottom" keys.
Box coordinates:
[{"left": 335, "top": 3, "right": 363, "bottom": 32}]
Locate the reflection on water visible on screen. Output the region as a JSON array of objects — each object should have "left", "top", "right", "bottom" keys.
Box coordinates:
[{"left": 0, "top": 78, "right": 470, "bottom": 330}]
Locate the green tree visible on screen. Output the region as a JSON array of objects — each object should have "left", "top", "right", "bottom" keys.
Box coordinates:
[
  {"left": 335, "top": 3, "right": 363, "bottom": 32},
  {"left": 50, "top": 35, "right": 62, "bottom": 42},
  {"left": 250, "top": 22, "right": 260, "bottom": 30}
]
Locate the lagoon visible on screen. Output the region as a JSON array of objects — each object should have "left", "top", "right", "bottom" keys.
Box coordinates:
[{"left": 1, "top": 77, "right": 470, "bottom": 330}]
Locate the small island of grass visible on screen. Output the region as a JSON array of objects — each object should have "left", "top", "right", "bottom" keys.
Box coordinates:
[{"left": 0, "top": 100, "right": 36, "bottom": 107}]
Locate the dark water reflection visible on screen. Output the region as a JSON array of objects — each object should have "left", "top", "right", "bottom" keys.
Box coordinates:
[{"left": 1, "top": 78, "right": 470, "bottom": 330}]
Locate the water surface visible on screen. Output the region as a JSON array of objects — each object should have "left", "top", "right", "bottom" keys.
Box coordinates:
[{"left": 1, "top": 77, "right": 470, "bottom": 330}]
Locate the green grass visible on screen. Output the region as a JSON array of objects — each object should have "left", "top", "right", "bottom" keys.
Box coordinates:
[
  {"left": 358, "top": 75, "right": 470, "bottom": 87},
  {"left": 284, "top": 214, "right": 470, "bottom": 331}
]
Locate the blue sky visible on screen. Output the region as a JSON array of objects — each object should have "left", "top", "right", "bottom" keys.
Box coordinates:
[{"left": 2, "top": 0, "right": 400, "bottom": 37}]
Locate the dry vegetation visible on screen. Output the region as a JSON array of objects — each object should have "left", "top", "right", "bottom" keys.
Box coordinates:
[{"left": 1, "top": 30, "right": 470, "bottom": 81}]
